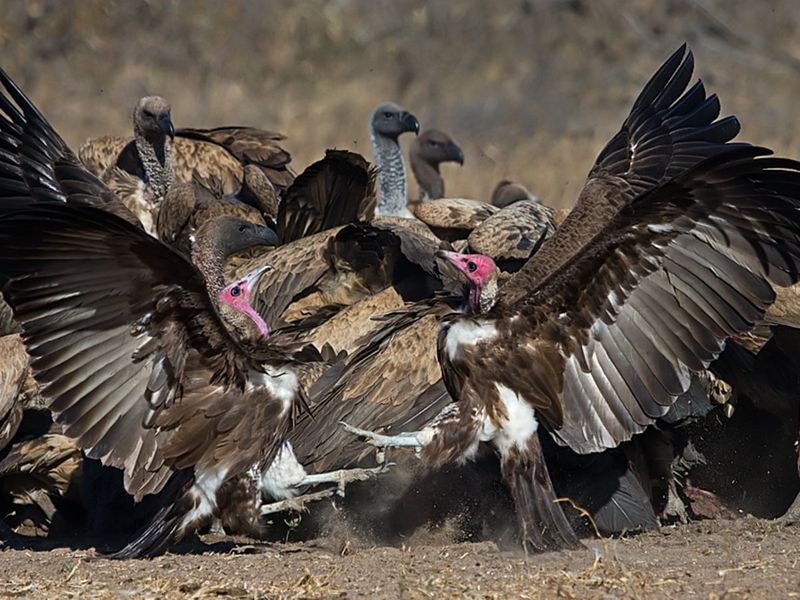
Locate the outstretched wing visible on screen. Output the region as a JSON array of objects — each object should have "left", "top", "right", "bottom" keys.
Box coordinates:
[
  {"left": 291, "top": 299, "right": 455, "bottom": 472},
  {"left": 0, "top": 68, "right": 140, "bottom": 226},
  {"left": 456, "top": 147, "right": 800, "bottom": 454},
  {"left": 499, "top": 45, "right": 743, "bottom": 305},
  {"left": 0, "top": 202, "right": 257, "bottom": 499}
]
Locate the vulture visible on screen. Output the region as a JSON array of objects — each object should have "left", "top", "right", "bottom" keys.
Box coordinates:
[
  {"left": 341, "top": 45, "right": 800, "bottom": 551},
  {"left": 409, "top": 129, "right": 465, "bottom": 200},
  {"left": 0, "top": 201, "right": 317, "bottom": 557},
  {"left": 370, "top": 101, "right": 421, "bottom": 217},
  {"left": 80, "top": 115, "right": 294, "bottom": 198},
  {"left": 230, "top": 149, "right": 444, "bottom": 355}
]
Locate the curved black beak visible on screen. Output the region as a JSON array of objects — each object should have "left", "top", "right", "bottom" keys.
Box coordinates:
[
  {"left": 256, "top": 224, "right": 279, "bottom": 247},
  {"left": 401, "top": 111, "right": 420, "bottom": 135},
  {"left": 158, "top": 114, "right": 176, "bottom": 139},
  {"left": 449, "top": 142, "right": 465, "bottom": 166}
]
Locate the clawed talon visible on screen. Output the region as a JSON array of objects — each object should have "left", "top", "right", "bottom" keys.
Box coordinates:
[
  {"left": 260, "top": 463, "right": 394, "bottom": 516},
  {"left": 339, "top": 421, "right": 424, "bottom": 463}
]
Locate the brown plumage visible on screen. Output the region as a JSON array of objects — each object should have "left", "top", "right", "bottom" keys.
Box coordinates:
[
  {"left": 157, "top": 175, "right": 277, "bottom": 256},
  {"left": 409, "top": 129, "right": 464, "bottom": 200},
  {"left": 409, "top": 197, "right": 499, "bottom": 242},
  {"left": 467, "top": 200, "right": 555, "bottom": 268},
  {"left": 0, "top": 201, "right": 315, "bottom": 557},
  {"left": 342, "top": 45, "right": 794, "bottom": 552},
  {"left": 0, "top": 66, "right": 319, "bottom": 556},
  {"left": 81, "top": 123, "right": 294, "bottom": 199},
  {"left": 0, "top": 334, "right": 29, "bottom": 450},
  {"left": 233, "top": 150, "right": 442, "bottom": 333}
]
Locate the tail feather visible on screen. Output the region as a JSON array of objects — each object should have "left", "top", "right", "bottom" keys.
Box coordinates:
[
  {"left": 502, "top": 435, "right": 582, "bottom": 552},
  {"left": 102, "top": 470, "right": 195, "bottom": 559}
]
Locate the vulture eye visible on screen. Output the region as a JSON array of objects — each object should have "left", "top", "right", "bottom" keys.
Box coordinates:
[
  {"left": 428, "top": 140, "right": 439, "bottom": 147},
  {"left": 142, "top": 109, "right": 154, "bottom": 119},
  {"left": 384, "top": 112, "right": 394, "bottom": 119},
  {"left": 238, "top": 224, "right": 247, "bottom": 233},
  {"left": 230, "top": 286, "right": 241, "bottom": 297},
  {"left": 467, "top": 261, "right": 477, "bottom": 272}
]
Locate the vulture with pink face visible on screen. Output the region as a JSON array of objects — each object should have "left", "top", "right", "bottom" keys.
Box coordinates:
[
  {"left": 342, "top": 45, "right": 800, "bottom": 551},
  {"left": 0, "top": 66, "right": 340, "bottom": 557}
]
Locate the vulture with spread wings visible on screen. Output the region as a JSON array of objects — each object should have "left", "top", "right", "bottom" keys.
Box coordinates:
[{"left": 343, "top": 45, "right": 800, "bottom": 551}]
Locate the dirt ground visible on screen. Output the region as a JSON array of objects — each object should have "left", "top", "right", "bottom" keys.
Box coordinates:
[{"left": 0, "top": 517, "right": 797, "bottom": 599}]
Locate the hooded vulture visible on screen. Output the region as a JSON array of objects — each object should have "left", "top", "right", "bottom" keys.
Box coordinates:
[{"left": 340, "top": 45, "right": 800, "bottom": 552}]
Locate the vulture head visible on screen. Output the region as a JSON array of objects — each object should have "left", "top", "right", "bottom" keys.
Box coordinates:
[
  {"left": 490, "top": 180, "right": 539, "bottom": 208},
  {"left": 409, "top": 129, "right": 464, "bottom": 199},
  {"left": 133, "top": 96, "right": 176, "bottom": 142},
  {"left": 436, "top": 250, "right": 498, "bottom": 314},
  {"left": 217, "top": 265, "right": 272, "bottom": 340},
  {"left": 370, "top": 102, "right": 420, "bottom": 140},
  {"left": 194, "top": 217, "right": 279, "bottom": 259},
  {"left": 411, "top": 130, "right": 464, "bottom": 169}
]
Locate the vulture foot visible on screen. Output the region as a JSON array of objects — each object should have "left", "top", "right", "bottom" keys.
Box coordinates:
[
  {"left": 661, "top": 480, "right": 690, "bottom": 525},
  {"left": 260, "top": 487, "right": 339, "bottom": 516},
  {"left": 299, "top": 464, "right": 392, "bottom": 492},
  {"left": 339, "top": 422, "right": 424, "bottom": 463}
]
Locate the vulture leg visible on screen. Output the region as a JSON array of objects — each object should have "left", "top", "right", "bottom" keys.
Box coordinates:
[
  {"left": 340, "top": 422, "right": 427, "bottom": 459},
  {"left": 260, "top": 487, "right": 338, "bottom": 516},
  {"left": 297, "top": 464, "right": 392, "bottom": 489}
]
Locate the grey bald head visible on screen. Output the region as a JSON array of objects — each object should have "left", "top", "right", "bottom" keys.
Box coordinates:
[
  {"left": 410, "top": 129, "right": 464, "bottom": 168},
  {"left": 133, "top": 96, "right": 175, "bottom": 141},
  {"left": 197, "top": 216, "right": 279, "bottom": 260},
  {"left": 370, "top": 102, "right": 420, "bottom": 140}
]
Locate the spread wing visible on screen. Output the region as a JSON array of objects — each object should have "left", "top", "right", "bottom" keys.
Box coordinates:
[
  {"left": 0, "top": 202, "right": 260, "bottom": 499},
  {"left": 458, "top": 147, "right": 800, "bottom": 454},
  {"left": 0, "top": 67, "right": 140, "bottom": 227},
  {"left": 498, "top": 44, "right": 743, "bottom": 305},
  {"left": 290, "top": 299, "right": 454, "bottom": 472}
]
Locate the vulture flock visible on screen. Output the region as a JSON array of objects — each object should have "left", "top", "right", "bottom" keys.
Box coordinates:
[{"left": 1, "top": 44, "right": 800, "bottom": 559}]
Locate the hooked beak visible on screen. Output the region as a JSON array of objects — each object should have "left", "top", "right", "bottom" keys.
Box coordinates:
[
  {"left": 158, "top": 114, "right": 176, "bottom": 139},
  {"left": 449, "top": 142, "right": 465, "bottom": 166},
  {"left": 255, "top": 224, "right": 279, "bottom": 247},
  {"left": 401, "top": 111, "right": 420, "bottom": 135},
  {"left": 246, "top": 264, "right": 273, "bottom": 288},
  {"left": 434, "top": 249, "right": 465, "bottom": 280}
]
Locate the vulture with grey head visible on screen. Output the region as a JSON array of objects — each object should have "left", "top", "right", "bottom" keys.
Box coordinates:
[
  {"left": 341, "top": 45, "right": 800, "bottom": 551},
  {"left": 409, "top": 129, "right": 464, "bottom": 200},
  {"left": 370, "top": 101, "right": 420, "bottom": 218}
]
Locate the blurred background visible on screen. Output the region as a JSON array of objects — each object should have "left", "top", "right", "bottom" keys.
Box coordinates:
[{"left": 1, "top": 0, "right": 799, "bottom": 208}]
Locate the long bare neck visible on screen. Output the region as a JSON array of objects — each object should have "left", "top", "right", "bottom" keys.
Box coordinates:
[
  {"left": 371, "top": 126, "right": 409, "bottom": 217},
  {"left": 410, "top": 152, "right": 444, "bottom": 200},
  {"left": 134, "top": 128, "right": 175, "bottom": 206},
  {"left": 191, "top": 238, "right": 225, "bottom": 297}
]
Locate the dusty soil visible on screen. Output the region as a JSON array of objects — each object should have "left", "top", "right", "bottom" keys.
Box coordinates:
[{"left": 0, "top": 517, "right": 798, "bottom": 599}]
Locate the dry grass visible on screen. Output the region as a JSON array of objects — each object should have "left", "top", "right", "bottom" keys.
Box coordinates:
[{"left": 2, "top": 0, "right": 800, "bottom": 209}]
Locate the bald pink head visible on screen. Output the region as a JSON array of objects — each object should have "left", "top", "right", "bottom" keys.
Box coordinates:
[
  {"left": 440, "top": 251, "right": 496, "bottom": 286},
  {"left": 438, "top": 251, "right": 498, "bottom": 314},
  {"left": 218, "top": 265, "right": 271, "bottom": 338}
]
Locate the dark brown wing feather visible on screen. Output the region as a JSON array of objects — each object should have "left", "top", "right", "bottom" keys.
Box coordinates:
[
  {"left": 0, "top": 202, "right": 259, "bottom": 499},
  {"left": 277, "top": 149, "right": 376, "bottom": 244},
  {"left": 290, "top": 299, "right": 456, "bottom": 472},
  {"left": 176, "top": 126, "right": 294, "bottom": 194},
  {"left": 498, "top": 45, "right": 743, "bottom": 305},
  {"left": 0, "top": 68, "right": 140, "bottom": 227},
  {"left": 465, "top": 147, "right": 800, "bottom": 454}
]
